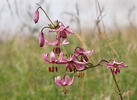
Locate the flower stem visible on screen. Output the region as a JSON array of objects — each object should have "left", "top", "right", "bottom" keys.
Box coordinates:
[
  {"left": 111, "top": 69, "right": 123, "bottom": 100},
  {"left": 37, "top": 4, "right": 55, "bottom": 28},
  {"left": 41, "top": 26, "right": 50, "bottom": 32},
  {"left": 75, "top": 59, "right": 109, "bottom": 72}
]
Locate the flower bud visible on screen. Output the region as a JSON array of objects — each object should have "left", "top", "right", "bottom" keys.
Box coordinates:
[
  {"left": 33, "top": 9, "right": 39, "bottom": 23},
  {"left": 39, "top": 32, "right": 45, "bottom": 47}
]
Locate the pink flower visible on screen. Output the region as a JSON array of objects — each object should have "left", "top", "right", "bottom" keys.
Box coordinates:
[
  {"left": 75, "top": 47, "right": 94, "bottom": 62},
  {"left": 57, "top": 52, "right": 67, "bottom": 64},
  {"left": 49, "top": 22, "right": 74, "bottom": 40},
  {"left": 45, "top": 22, "right": 72, "bottom": 46},
  {"left": 33, "top": 9, "right": 39, "bottom": 23},
  {"left": 45, "top": 39, "right": 60, "bottom": 46},
  {"left": 105, "top": 60, "right": 128, "bottom": 74},
  {"left": 55, "top": 75, "right": 74, "bottom": 87},
  {"left": 57, "top": 54, "right": 88, "bottom": 71},
  {"left": 42, "top": 51, "right": 57, "bottom": 64},
  {"left": 45, "top": 39, "right": 69, "bottom": 46},
  {"left": 62, "top": 39, "right": 69, "bottom": 45},
  {"left": 38, "top": 32, "right": 45, "bottom": 47},
  {"left": 42, "top": 51, "right": 67, "bottom": 64}
]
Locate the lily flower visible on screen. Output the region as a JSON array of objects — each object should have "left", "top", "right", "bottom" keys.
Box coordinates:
[
  {"left": 57, "top": 54, "right": 88, "bottom": 71},
  {"left": 42, "top": 51, "right": 67, "bottom": 64},
  {"left": 62, "top": 39, "right": 69, "bottom": 45},
  {"left": 45, "top": 38, "right": 69, "bottom": 46},
  {"left": 105, "top": 60, "right": 128, "bottom": 74},
  {"left": 42, "top": 51, "right": 56, "bottom": 63},
  {"left": 45, "top": 39, "right": 60, "bottom": 46},
  {"left": 74, "top": 47, "right": 94, "bottom": 62},
  {"left": 55, "top": 75, "right": 74, "bottom": 86},
  {"left": 49, "top": 22, "right": 74, "bottom": 40}
]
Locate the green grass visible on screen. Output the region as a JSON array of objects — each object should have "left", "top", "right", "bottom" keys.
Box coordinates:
[{"left": 0, "top": 33, "right": 137, "bottom": 100}]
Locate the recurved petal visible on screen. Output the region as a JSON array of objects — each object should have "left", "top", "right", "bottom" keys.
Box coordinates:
[
  {"left": 113, "top": 60, "right": 128, "bottom": 67},
  {"left": 68, "top": 76, "right": 74, "bottom": 85},
  {"left": 83, "top": 50, "right": 94, "bottom": 55},
  {"left": 65, "top": 75, "right": 71, "bottom": 85},
  {"left": 119, "top": 64, "right": 128, "bottom": 67},
  {"left": 42, "top": 53, "right": 49, "bottom": 63},
  {"left": 113, "top": 60, "right": 124, "bottom": 65},
  {"left": 50, "top": 51, "right": 56, "bottom": 62},
  {"left": 74, "top": 61, "right": 87, "bottom": 65},
  {"left": 64, "top": 28, "right": 74, "bottom": 34},
  {"left": 56, "top": 32, "right": 61, "bottom": 40},
  {"left": 55, "top": 76, "right": 62, "bottom": 86},
  {"left": 66, "top": 64, "right": 72, "bottom": 72},
  {"left": 45, "top": 39, "right": 60, "bottom": 46},
  {"left": 57, "top": 52, "right": 67, "bottom": 64},
  {"left": 76, "top": 64, "right": 85, "bottom": 70},
  {"left": 105, "top": 62, "right": 114, "bottom": 68},
  {"left": 62, "top": 39, "right": 69, "bottom": 45}
]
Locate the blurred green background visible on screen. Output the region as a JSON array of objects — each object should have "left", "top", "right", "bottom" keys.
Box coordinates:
[{"left": 0, "top": 32, "right": 137, "bottom": 100}]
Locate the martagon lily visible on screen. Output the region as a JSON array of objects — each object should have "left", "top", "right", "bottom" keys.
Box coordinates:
[
  {"left": 74, "top": 47, "right": 94, "bottom": 62},
  {"left": 105, "top": 60, "right": 128, "bottom": 74},
  {"left": 55, "top": 75, "right": 74, "bottom": 87},
  {"left": 49, "top": 22, "right": 74, "bottom": 40},
  {"left": 57, "top": 54, "right": 88, "bottom": 72}
]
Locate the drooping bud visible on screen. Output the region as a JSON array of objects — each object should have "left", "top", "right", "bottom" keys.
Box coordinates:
[
  {"left": 38, "top": 32, "right": 45, "bottom": 47},
  {"left": 33, "top": 9, "right": 39, "bottom": 23},
  {"left": 39, "top": 32, "right": 45, "bottom": 47},
  {"left": 49, "top": 67, "right": 51, "bottom": 72}
]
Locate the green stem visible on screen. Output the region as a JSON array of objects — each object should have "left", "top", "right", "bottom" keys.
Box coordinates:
[
  {"left": 41, "top": 26, "right": 50, "bottom": 32},
  {"left": 111, "top": 69, "right": 123, "bottom": 100},
  {"left": 37, "top": 4, "right": 55, "bottom": 28},
  {"left": 75, "top": 59, "right": 109, "bottom": 72}
]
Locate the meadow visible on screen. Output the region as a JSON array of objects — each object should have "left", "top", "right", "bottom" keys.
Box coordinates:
[{"left": 0, "top": 27, "right": 137, "bottom": 100}]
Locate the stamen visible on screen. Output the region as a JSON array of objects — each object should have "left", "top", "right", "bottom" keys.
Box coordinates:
[
  {"left": 55, "top": 66, "right": 58, "bottom": 72},
  {"left": 48, "top": 67, "right": 51, "bottom": 72},
  {"left": 52, "top": 66, "right": 54, "bottom": 72}
]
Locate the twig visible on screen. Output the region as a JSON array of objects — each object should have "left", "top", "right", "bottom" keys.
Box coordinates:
[
  {"left": 76, "top": 59, "right": 109, "bottom": 72},
  {"left": 41, "top": 26, "right": 50, "bottom": 32}
]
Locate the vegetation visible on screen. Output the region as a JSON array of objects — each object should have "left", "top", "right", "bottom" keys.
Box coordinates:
[{"left": 0, "top": 30, "right": 137, "bottom": 100}]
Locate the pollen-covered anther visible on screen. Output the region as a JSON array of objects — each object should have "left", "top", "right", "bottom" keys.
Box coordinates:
[
  {"left": 48, "top": 67, "right": 51, "bottom": 72},
  {"left": 55, "top": 66, "right": 58, "bottom": 72},
  {"left": 52, "top": 66, "right": 54, "bottom": 72}
]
